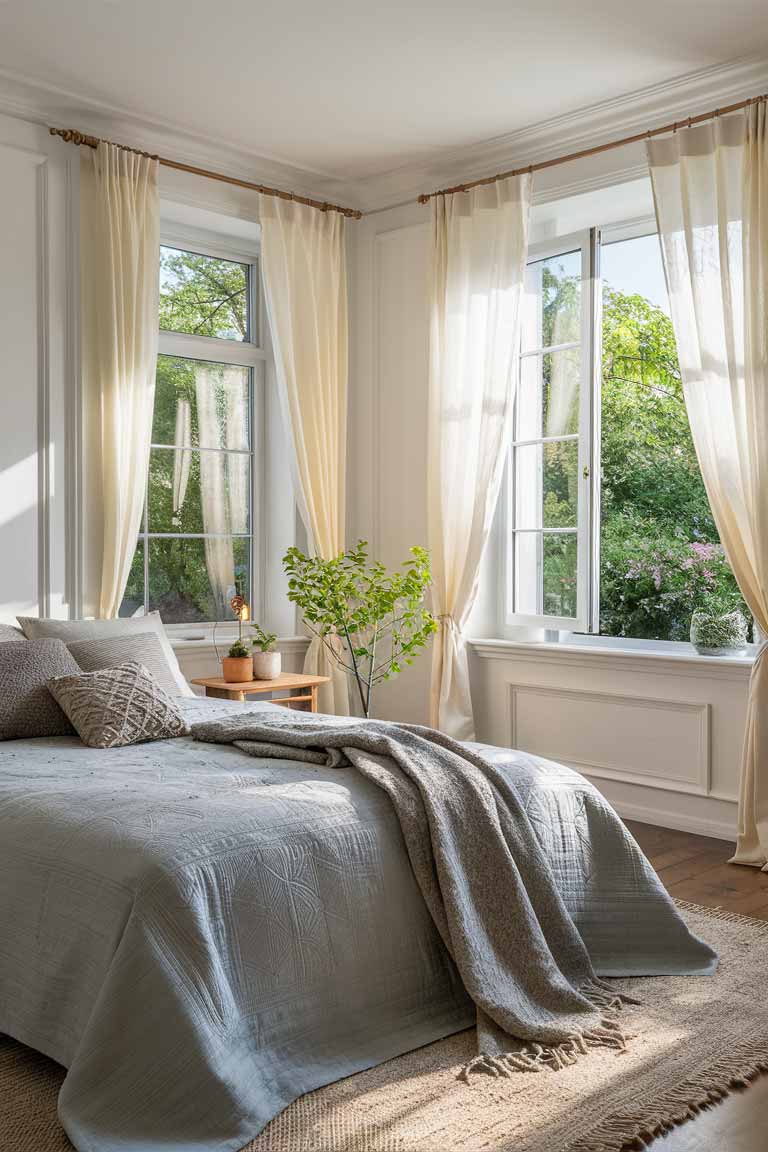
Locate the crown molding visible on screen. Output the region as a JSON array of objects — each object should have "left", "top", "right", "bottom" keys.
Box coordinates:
[
  {"left": 1, "top": 56, "right": 767, "bottom": 217},
  {"left": 345, "top": 55, "right": 768, "bottom": 213},
  {"left": 0, "top": 67, "right": 354, "bottom": 209}
]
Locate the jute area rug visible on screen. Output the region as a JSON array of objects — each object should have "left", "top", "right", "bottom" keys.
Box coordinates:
[{"left": 3, "top": 902, "right": 768, "bottom": 1152}]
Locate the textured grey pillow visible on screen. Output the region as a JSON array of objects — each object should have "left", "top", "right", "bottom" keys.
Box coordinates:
[
  {"left": 0, "top": 639, "right": 80, "bottom": 740},
  {"left": 0, "top": 623, "right": 24, "bottom": 642},
  {"left": 47, "top": 662, "right": 190, "bottom": 749},
  {"left": 66, "top": 632, "right": 179, "bottom": 697},
  {"left": 16, "top": 613, "right": 193, "bottom": 697}
]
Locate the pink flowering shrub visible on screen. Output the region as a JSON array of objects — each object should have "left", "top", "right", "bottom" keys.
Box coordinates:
[{"left": 600, "top": 513, "right": 747, "bottom": 641}]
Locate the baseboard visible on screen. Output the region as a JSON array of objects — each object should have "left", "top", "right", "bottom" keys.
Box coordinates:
[{"left": 607, "top": 797, "right": 737, "bottom": 842}]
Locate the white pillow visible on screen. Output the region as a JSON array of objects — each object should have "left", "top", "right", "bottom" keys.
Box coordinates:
[{"left": 16, "top": 611, "right": 193, "bottom": 697}]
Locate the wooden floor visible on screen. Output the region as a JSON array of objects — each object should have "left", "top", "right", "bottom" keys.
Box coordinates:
[{"left": 624, "top": 820, "right": 768, "bottom": 1151}]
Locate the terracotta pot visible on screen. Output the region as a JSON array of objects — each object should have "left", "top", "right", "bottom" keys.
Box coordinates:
[
  {"left": 252, "top": 650, "right": 281, "bottom": 680},
  {"left": 222, "top": 656, "right": 253, "bottom": 683}
]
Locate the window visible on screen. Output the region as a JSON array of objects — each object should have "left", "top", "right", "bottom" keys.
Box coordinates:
[
  {"left": 504, "top": 232, "right": 594, "bottom": 630},
  {"left": 121, "top": 242, "right": 265, "bottom": 624},
  {"left": 503, "top": 222, "right": 745, "bottom": 642}
]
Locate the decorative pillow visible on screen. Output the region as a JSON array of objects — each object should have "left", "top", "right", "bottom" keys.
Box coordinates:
[
  {"left": 0, "top": 623, "right": 24, "bottom": 642},
  {"left": 47, "top": 662, "right": 190, "bottom": 749},
  {"left": 66, "top": 632, "right": 180, "bottom": 697},
  {"left": 0, "top": 639, "right": 81, "bottom": 740},
  {"left": 17, "top": 612, "right": 193, "bottom": 697}
]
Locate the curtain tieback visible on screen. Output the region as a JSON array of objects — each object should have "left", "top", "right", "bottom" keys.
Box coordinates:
[
  {"left": 752, "top": 639, "right": 768, "bottom": 671},
  {"left": 436, "top": 614, "right": 461, "bottom": 632}
]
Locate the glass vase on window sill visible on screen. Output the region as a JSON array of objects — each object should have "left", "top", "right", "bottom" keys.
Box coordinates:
[{"left": 690, "top": 604, "right": 749, "bottom": 657}]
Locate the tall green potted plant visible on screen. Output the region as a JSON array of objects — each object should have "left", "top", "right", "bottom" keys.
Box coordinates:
[{"left": 283, "top": 541, "right": 437, "bottom": 718}]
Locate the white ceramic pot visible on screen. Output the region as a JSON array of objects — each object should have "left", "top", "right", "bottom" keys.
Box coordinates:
[{"left": 252, "top": 650, "right": 281, "bottom": 680}]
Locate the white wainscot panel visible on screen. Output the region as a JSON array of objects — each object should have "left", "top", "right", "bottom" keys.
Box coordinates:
[{"left": 509, "top": 684, "right": 710, "bottom": 795}]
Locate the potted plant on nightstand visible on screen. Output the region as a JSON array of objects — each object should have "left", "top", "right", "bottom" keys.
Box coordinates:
[
  {"left": 222, "top": 639, "right": 253, "bottom": 683},
  {"left": 252, "top": 626, "right": 280, "bottom": 680},
  {"left": 221, "top": 592, "right": 254, "bottom": 682}
]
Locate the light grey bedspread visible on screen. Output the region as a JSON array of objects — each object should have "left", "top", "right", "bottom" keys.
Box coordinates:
[
  {"left": 192, "top": 711, "right": 718, "bottom": 1077},
  {"left": 0, "top": 697, "right": 716, "bottom": 1152}
]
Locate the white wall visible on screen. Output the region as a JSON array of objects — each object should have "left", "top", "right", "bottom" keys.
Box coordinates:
[
  {"left": 0, "top": 113, "right": 75, "bottom": 624},
  {"left": 349, "top": 202, "right": 433, "bottom": 722}
]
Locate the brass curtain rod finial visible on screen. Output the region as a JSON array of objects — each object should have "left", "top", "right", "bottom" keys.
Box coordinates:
[
  {"left": 49, "top": 124, "right": 362, "bottom": 219},
  {"left": 50, "top": 125, "right": 159, "bottom": 160}
]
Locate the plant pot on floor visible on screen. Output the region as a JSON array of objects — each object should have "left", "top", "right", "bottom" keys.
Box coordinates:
[
  {"left": 252, "top": 651, "right": 281, "bottom": 680},
  {"left": 222, "top": 656, "right": 253, "bottom": 683}
]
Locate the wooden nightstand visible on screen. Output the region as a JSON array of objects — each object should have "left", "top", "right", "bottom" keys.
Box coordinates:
[{"left": 191, "top": 672, "right": 330, "bottom": 711}]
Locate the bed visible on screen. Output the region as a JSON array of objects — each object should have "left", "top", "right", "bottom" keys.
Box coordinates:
[{"left": 0, "top": 695, "right": 716, "bottom": 1152}]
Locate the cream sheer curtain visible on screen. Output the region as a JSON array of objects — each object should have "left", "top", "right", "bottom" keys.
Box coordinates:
[
  {"left": 225, "top": 375, "right": 249, "bottom": 538},
  {"left": 173, "top": 369, "right": 248, "bottom": 619},
  {"left": 172, "top": 399, "right": 192, "bottom": 515},
  {"left": 195, "top": 367, "right": 236, "bottom": 618},
  {"left": 259, "top": 196, "right": 349, "bottom": 714},
  {"left": 648, "top": 105, "right": 768, "bottom": 867},
  {"left": 428, "top": 176, "right": 531, "bottom": 739},
  {"left": 81, "top": 142, "right": 159, "bottom": 619}
]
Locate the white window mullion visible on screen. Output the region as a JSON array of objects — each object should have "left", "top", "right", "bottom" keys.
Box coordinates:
[
  {"left": 574, "top": 229, "right": 595, "bottom": 633},
  {"left": 158, "top": 329, "right": 266, "bottom": 367},
  {"left": 503, "top": 230, "right": 593, "bottom": 633},
  {"left": 586, "top": 227, "right": 602, "bottom": 635}
]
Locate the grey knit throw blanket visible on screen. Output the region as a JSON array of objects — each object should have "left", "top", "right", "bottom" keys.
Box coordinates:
[{"left": 192, "top": 711, "right": 633, "bottom": 1076}]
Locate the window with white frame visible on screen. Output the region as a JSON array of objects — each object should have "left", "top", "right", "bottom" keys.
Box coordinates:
[
  {"left": 503, "top": 221, "right": 746, "bottom": 642},
  {"left": 120, "top": 240, "right": 266, "bottom": 624},
  {"left": 505, "top": 231, "right": 594, "bottom": 631}
]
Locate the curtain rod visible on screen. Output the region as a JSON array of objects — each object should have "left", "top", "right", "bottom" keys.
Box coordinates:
[
  {"left": 417, "top": 92, "right": 768, "bottom": 204},
  {"left": 48, "top": 91, "right": 768, "bottom": 220},
  {"left": 48, "top": 127, "right": 363, "bottom": 220}
]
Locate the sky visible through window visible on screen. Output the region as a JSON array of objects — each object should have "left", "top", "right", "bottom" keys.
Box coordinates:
[{"left": 601, "top": 233, "right": 670, "bottom": 315}]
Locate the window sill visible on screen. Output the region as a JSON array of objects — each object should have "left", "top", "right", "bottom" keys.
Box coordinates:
[
  {"left": 168, "top": 629, "right": 309, "bottom": 655},
  {"left": 468, "top": 635, "right": 758, "bottom": 678}
]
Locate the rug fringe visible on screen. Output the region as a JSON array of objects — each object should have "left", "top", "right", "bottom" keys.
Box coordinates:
[
  {"left": 675, "top": 897, "right": 768, "bottom": 930},
  {"left": 569, "top": 1035, "right": 768, "bottom": 1151},
  {"left": 563, "top": 906, "right": 768, "bottom": 1151}
]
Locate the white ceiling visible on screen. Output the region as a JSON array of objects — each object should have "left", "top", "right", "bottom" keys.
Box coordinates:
[{"left": 0, "top": 0, "right": 766, "bottom": 184}]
